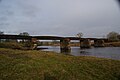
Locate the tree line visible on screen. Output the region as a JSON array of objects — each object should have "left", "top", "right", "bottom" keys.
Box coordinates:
[{"left": 76, "top": 31, "right": 120, "bottom": 42}]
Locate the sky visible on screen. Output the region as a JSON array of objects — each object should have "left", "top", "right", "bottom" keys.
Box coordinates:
[{"left": 0, "top": 0, "right": 120, "bottom": 37}]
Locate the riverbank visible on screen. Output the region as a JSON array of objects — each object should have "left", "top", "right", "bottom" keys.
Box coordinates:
[
  {"left": 105, "top": 41, "right": 120, "bottom": 47},
  {"left": 0, "top": 48, "right": 120, "bottom": 80}
]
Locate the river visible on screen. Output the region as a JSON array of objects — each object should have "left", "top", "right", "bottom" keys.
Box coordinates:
[{"left": 38, "top": 46, "right": 120, "bottom": 60}]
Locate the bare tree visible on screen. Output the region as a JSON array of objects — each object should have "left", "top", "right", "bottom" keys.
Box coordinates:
[
  {"left": 76, "top": 32, "right": 83, "bottom": 38},
  {"left": 19, "top": 32, "right": 29, "bottom": 36}
]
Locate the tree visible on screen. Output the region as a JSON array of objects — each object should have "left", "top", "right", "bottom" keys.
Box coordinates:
[
  {"left": 76, "top": 32, "right": 83, "bottom": 38},
  {"left": 19, "top": 32, "right": 29, "bottom": 36},
  {"left": 0, "top": 31, "right": 5, "bottom": 42},
  {"left": 117, "top": 35, "right": 120, "bottom": 39},
  {"left": 19, "top": 32, "right": 30, "bottom": 43},
  {"left": 0, "top": 31, "right": 4, "bottom": 35},
  {"left": 107, "top": 31, "right": 119, "bottom": 41}
]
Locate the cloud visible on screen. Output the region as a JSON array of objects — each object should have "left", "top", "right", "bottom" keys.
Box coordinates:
[{"left": 0, "top": 0, "right": 120, "bottom": 37}]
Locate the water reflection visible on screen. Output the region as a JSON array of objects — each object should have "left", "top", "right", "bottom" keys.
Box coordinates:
[{"left": 38, "top": 46, "right": 120, "bottom": 60}]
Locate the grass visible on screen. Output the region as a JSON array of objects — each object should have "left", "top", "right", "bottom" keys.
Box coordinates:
[
  {"left": 0, "top": 48, "right": 120, "bottom": 80},
  {"left": 105, "top": 41, "right": 120, "bottom": 47},
  {"left": 0, "top": 42, "right": 24, "bottom": 49},
  {"left": 0, "top": 42, "right": 33, "bottom": 50}
]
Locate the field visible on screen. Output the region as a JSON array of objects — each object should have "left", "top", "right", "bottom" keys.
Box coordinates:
[{"left": 0, "top": 48, "right": 120, "bottom": 80}]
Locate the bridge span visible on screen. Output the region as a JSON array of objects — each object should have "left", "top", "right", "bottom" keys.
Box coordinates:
[
  {"left": 0, "top": 34, "right": 107, "bottom": 40},
  {"left": 0, "top": 34, "right": 108, "bottom": 51}
]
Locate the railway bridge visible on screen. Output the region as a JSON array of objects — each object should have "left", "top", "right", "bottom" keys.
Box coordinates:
[{"left": 0, "top": 34, "right": 108, "bottom": 52}]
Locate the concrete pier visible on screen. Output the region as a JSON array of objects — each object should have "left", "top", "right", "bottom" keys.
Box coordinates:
[
  {"left": 94, "top": 40, "right": 105, "bottom": 47},
  {"left": 80, "top": 39, "right": 91, "bottom": 48},
  {"left": 60, "top": 38, "right": 71, "bottom": 52}
]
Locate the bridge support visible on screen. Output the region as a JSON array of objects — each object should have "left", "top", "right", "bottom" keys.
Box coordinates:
[
  {"left": 31, "top": 38, "right": 38, "bottom": 50},
  {"left": 60, "top": 38, "right": 71, "bottom": 53},
  {"left": 94, "top": 40, "right": 105, "bottom": 47},
  {"left": 80, "top": 39, "right": 91, "bottom": 48}
]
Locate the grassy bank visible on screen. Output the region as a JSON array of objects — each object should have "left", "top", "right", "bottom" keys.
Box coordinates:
[
  {"left": 0, "top": 42, "right": 24, "bottom": 49},
  {"left": 105, "top": 41, "right": 120, "bottom": 47},
  {"left": 0, "top": 48, "right": 120, "bottom": 80},
  {"left": 0, "top": 42, "right": 33, "bottom": 50}
]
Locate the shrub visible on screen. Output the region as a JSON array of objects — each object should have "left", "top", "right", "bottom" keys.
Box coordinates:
[{"left": 0, "top": 42, "right": 24, "bottom": 49}]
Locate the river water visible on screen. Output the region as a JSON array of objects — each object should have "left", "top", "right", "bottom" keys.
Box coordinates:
[{"left": 38, "top": 46, "right": 120, "bottom": 60}]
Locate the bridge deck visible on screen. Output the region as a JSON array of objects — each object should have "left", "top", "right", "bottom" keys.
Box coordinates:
[
  {"left": 0, "top": 35, "right": 107, "bottom": 41},
  {"left": 32, "top": 36, "right": 64, "bottom": 40},
  {"left": 0, "top": 35, "right": 32, "bottom": 39}
]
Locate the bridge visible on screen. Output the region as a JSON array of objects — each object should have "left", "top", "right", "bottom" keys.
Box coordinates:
[
  {"left": 0, "top": 34, "right": 108, "bottom": 51},
  {"left": 0, "top": 34, "right": 107, "bottom": 40}
]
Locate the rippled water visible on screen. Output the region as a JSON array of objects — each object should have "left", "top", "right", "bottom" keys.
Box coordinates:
[{"left": 38, "top": 46, "right": 120, "bottom": 60}]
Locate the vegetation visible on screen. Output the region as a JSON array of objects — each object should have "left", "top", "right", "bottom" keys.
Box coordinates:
[
  {"left": 19, "top": 32, "right": 30, "bottom": 43},
  {"left": 0, "top": 42, "right": 34, "bottom": 50},
  {"left": 105, "top": 41, "right": 120, "bottom": 47},
  {"left": 76, "top": 32, "right": 83, "bottom": 38},
  {"left": 0, "top": 31, "right": 4, "bottom": 35},
  {"left": 0, "top": 48, "right": 120, "bottom": 80},
  {"left": 19, "top": 32, "right": 30, "bottom": 36},
  {"left": 107, "top": 31, "right": 120, "bottom": 41},
  {"left": 0, "top": 42, "right": 24, "bottom": 49}
]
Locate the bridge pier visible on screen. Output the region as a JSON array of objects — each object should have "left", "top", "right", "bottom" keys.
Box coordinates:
[
  {"left": 31, "top": 38, "right": 38, "bottom": 50},
  {"left": 94, "top": 40, "right": 105, "bottom": 47},
  {"left": 60, "top": 38, "right": 71, "bottom": 53},
  {"left": 80, "top": 39, "right": 91, "bottom": 48}
]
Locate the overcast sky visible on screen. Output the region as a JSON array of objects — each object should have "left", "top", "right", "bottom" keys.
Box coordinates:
[{"left": 0, "top": 0, "right": 120, "bottom": 37}]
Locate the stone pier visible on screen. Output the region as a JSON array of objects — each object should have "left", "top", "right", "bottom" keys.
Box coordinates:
[
  {"left": 80, "top": 39, "right": 91, "bottom": 48},
  {"left": 60, "top": 38, "right": 71, "bottom": 52},
  {"left": 94, "top": 40, "right": 105, "bottom": 47},
  {"left": 31, "top": 38, "right": 38, "bottom": 50}
]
